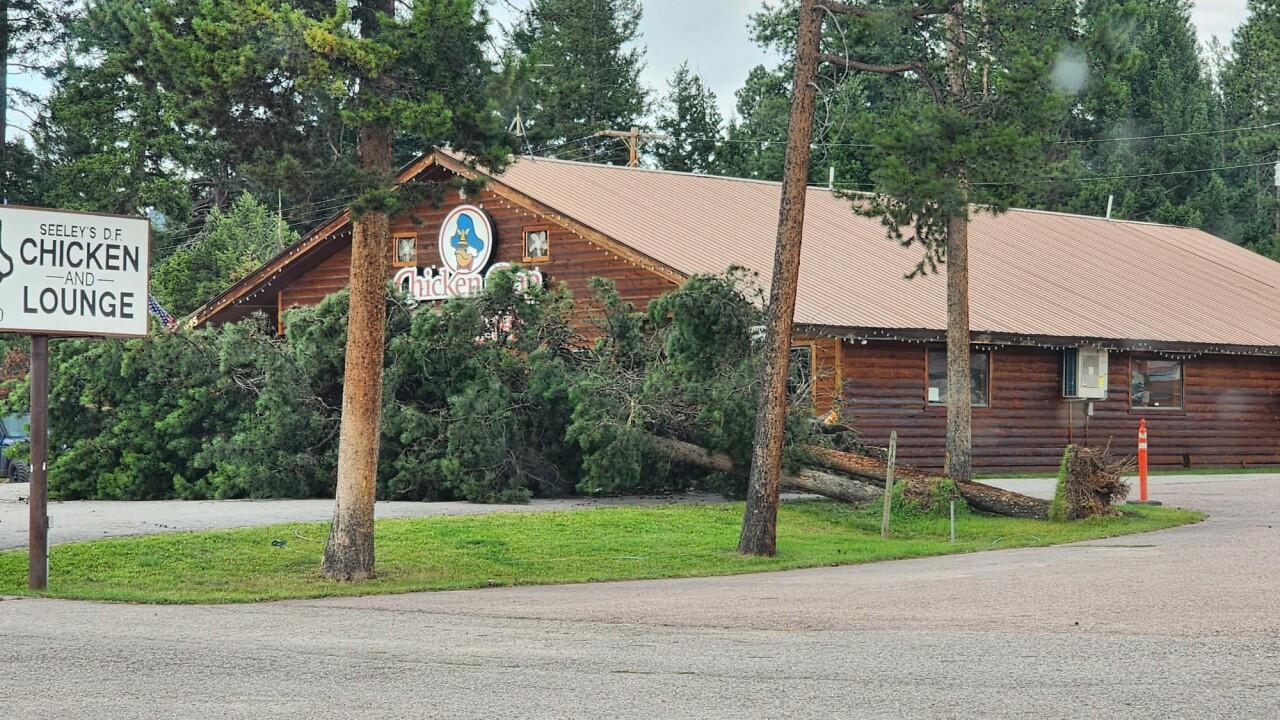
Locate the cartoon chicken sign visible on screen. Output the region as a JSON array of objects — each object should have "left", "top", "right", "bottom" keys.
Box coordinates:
[{"left": 439, "top": 205, "right": 492, "bottom": 276}]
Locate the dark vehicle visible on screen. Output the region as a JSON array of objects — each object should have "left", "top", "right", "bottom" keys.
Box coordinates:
[{"left": 1, "top": 415, "right": 30, "bottom": 483}]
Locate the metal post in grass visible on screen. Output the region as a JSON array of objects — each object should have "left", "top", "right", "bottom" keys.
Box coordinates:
[{"left": 881, "top": 431, "right": 897, "bottom": 539}]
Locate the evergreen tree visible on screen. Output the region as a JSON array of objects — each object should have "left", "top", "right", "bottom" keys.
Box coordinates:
[
  {"left": 83, "top": 0, "right": 512, "bottom": 581},
  {"left": 721, "top": 5, "right": 904, "bottom": 188},
  {"left": 1220, "top": 0, "right": 1280, "bottom": 254},
  {"left": 151, "top": 194, "right": 301, "bottom": 317},
  {"left": 816, "top": 0, "right": 1072, "bottom": 482},
  {"left": 507, "top": 0, "right": 648, "bottom": 163},
  {"left": 719, "top": 66, "right": 792, "bottom": 180},
  {"left": 653, "top": 62, "right": 723, "bottom": 173},
  {"left": 34, "top": 56, "right": 194, "bottom": 225},
  {"left": 2, "top": 0, "right": 76, "bottom": 204},
  {"left": 1065, "top": 0, "right": 1226, "bottom": 230}
]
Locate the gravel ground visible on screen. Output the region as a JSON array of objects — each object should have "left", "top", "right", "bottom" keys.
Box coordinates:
[{"left": 1, "top": 476, "right": 1278, "bottom": 718}]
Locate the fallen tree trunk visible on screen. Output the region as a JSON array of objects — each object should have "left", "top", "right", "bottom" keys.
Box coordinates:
[
  {"left": 790, "top": 469, "right": 883, "bottom": 504},
  {"left": 648, "top": 435, "right": 882, "bottom": 504},
  {"left": 646, "top": 434, "right": 1049, "bottom": 519},
  {"left": 801, "top": 444, "right": 1049, "bottom": 520}
]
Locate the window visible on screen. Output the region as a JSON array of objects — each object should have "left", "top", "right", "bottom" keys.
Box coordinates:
[
  {"left": 392, "top": 233, "right": 417, "bottom": 267},
  {"left": 523, "top": 227, "right": 550, "bottom": 262},
  {"left": 927, "top": 349, "right": 990, "bottom": 407},
  {"left": 1131, "top": 357, "right": 1183, "bottom": 409},
  {"left": 789, "top": 345, "right": 814, "bottom": 399}
]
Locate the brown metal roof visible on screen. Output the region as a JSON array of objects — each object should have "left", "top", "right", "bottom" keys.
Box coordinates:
[{"left": 486, "top": 154, "right": 1280, "bottom": 349}]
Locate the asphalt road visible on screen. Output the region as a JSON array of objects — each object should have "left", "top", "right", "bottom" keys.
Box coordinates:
[{"left": 1, "top": 477, "right": 1278, "bottom": 719}]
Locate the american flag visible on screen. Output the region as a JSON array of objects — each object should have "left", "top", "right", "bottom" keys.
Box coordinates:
[{"left": 147, "top": 295, "right": 178, "bottom": 330}]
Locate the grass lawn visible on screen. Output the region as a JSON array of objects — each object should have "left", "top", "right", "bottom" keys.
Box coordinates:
[{"left": 0, "top": 500, "right": 1202, "bottom": 604}]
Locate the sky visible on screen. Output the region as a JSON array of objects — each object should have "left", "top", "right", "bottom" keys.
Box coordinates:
[{"left": 3, "top": 0, "right": 1255, "bottom": 143}]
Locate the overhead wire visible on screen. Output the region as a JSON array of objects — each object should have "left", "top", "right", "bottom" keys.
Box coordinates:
[
  {"left": 153, "top": 193, "right": 359, "bottom": 251},
  {"left": 815, "top": 158, "right": 1279, "bottom": 191}
]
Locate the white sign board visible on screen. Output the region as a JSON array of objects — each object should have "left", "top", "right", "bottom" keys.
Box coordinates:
[{"left": 0, "top": 206, "right": 150, "bottom": 337}]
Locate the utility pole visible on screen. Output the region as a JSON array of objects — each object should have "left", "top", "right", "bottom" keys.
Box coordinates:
[
  {"left": 596, "top": 127, "right": 668, "bottom": 167},
  {"left": 737, "top": 0, "right": 823, "bottom": 557}
]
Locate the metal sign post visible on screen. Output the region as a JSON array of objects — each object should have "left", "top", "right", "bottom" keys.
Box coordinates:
[
  {"left": 28, "top": 335, "right": 48, "bottom": 590},
  {"left": 0, "top": 206, "right": 150, "bottom": 590}
]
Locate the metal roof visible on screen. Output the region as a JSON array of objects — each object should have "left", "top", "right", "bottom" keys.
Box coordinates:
[{"left": 488, "top": 155, "right": 1280, "bottom": 349}]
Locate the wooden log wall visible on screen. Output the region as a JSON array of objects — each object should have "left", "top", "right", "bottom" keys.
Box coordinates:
[
  {"left": 842, "top": 340, "right": 1280, "bottom": 472},
  {"left": 793, "top": 335, "right": 842, "bottom": 415},
  {"left": 277, "top": 184, "right": 680, "bottom": 330}
]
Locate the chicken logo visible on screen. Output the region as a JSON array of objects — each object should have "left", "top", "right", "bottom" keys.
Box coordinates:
[
  {"left": 438, "top": 205, "right": 493, "bottom": 276},
  {"left": 0, "top": 220, "right": 13, "bottom": 287}
]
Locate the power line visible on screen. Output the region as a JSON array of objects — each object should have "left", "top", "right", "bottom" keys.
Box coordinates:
[
  {"left": 525, "top": 132, "right": 608, "bottom": 156},
  {"left": 819, "top": 158, "right": 1278, "bottom": 190},
  {"left": 1058, "top": 121, "right": 1280, "bottom": 145},
  {"left": 153, "top": 194, "right": 357, "bottom": 252},
  {"left": 974, "top": 158, "right": 1278, "bottom": 186},
  {"left": 604, "top": 120, "right": 1280, "bottom": 155}
]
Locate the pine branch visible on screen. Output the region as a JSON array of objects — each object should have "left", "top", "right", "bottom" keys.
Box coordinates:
[
  {"left": 817, "top": 54, "right": 944, "bottom": 104},
  {"left": 819, "top": 1, "right": 947, "bottom": 18}
]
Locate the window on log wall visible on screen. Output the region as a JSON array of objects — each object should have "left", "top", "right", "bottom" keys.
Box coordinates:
[
  {"left": 789, "top": 345, "right": 814, "bottom": 402},
  {"left": 927, "top": 349, "right": 990, "bottom": 407},
  {"left": 1130, "top": 357, "right": 1184, "bottom": 410}
]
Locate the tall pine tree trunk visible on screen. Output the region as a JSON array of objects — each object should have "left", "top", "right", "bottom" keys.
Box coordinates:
[
  {"left": 942, "top": 0, "right": 973, "bottom": 481},
  {"left": 944, "top": 212, "right": 972, "bottom": 480},
  {"left": 321, "top": 0, "right": 393, "bottom": 582},
  {"left": 738, "top": 0, "right": 822, "bottom": 557}
]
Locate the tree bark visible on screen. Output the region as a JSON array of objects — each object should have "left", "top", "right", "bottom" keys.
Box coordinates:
[
  {"left": 954, "top": 480, "right": 1048, "bottom": 520},
  {"left": 800, "top": 444, "right": 1047, "bottom": 519},
  {"left": 788, "top": 468, "right": 883, "bottom": 504},
  {"left": 944, "top": 212, "right": 972, "bottom": 481},
  {"left": 648, "top": 436, "right": 883, "bottom": 505},
  {"left": 651, "top": 434, "right": 1048, "bottom": 518},
  {"left": 739, "top": 0, "right": 823, "bottom": 557},
  {"left": 321, "top": 0, "right": 394, "bottom": 582},
  {"left": 943, "top": 1, "right": 973, "bottom": 482}
]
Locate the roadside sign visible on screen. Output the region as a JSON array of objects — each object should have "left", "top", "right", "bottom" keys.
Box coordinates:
[
  {"left": 0, "top": 205, "right": 150, "bottom": 590},
  {"left": 0, "top": 206, "right": 151, "bottom": 338}
]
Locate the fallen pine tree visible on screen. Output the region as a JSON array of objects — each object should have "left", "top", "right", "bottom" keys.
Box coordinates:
[{"left": 647, "top": 435, "right": 1050, "bottom": 519}]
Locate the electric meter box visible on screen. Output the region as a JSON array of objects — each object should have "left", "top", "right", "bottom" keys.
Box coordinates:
[{"left": 1063, "top": 347, "right": 1108, "bottom": 400}]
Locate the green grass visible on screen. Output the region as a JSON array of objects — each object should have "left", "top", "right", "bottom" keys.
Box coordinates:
[{"left": 0, "top": 500, "right": 1202, "bottom": 604}]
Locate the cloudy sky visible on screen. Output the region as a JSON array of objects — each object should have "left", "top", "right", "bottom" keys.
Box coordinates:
[{"left": 3, "top": 0, "right": 1254, "bottom": 142}]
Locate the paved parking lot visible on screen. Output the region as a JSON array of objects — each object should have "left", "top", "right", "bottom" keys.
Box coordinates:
[{"left": 1, "top": 475, "right": 1278, "bottom": 718}]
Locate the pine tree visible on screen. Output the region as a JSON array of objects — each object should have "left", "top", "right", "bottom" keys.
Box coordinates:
[
  {"left": 85, "top": 0, "right": 511, "bottom": 580},
  {"left": 653, "top": 62, "right": 723, "bottom": 173},
  {"left": 507, "top": 0, "right": 648, "bottom": 163},
  {"left": 1220, "top": 0, "right": 1280, "bottom": 254},
  {"left": 2, "top": 0, "right": 76, "bottom": 203},
  {"left": 34, "top": 57, "right": 194, "bottom": 224},
  {"left": 151, "top": 194, "right": 300, "bottom": 316},
  {"left": 1065, "top": 0, "right": 1225, "bottom": 229},
  {"left": 739, "top": 0, "right": 1074, "bottom": 549}
]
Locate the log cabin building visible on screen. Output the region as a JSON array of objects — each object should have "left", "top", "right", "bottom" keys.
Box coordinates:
[{"left": 192, "top": 149, "right": 1280, "bottom": 472}]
